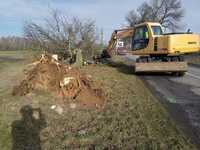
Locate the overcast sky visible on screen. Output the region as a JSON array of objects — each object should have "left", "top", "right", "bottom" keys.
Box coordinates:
[{"left": 0, "top": 0, "right": 199, "bottom": 41}]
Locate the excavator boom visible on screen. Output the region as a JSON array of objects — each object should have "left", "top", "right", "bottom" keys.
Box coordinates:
[{"left": 105, "top": 28, "right": 134, "bottom": 57}]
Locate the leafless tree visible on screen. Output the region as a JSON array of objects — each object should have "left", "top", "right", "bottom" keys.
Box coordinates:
[
  {"left": 126, "top": 0, "right": 185, "bottom": 31},
  {"left": 24, "top": 10, "right": 99, "bottom": 59}
]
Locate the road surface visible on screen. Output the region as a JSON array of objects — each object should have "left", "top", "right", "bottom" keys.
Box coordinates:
[
  {"left": 122, "top": 55, "right": 200, "bottom": 148},
  {"left": 140, "top": 65, "right": 200, "bottom": 148}
]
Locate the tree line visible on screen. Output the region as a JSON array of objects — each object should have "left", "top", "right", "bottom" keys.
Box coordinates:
[{"left": 0, "top": 36, "right": 31, "bottom": 51}]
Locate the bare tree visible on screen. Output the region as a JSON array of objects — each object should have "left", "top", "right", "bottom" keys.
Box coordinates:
[
  {"left": 125, "top": 0, "right": 185, "bottom": 31},
  {"left": 24, "top": 10, "right": 99, "bottom": 60}
]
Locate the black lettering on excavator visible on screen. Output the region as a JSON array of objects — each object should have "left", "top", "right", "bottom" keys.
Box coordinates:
[
  {"left": 154, "top": 37, "right": 158, "bottom": 51},
  {"left": 188, "top": 42, "right": 197, "bottom": 44}
]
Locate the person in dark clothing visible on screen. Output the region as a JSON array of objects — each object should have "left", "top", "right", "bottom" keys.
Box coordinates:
[{"left": 11, "top": 105, "right": 46, "bottom": 150}]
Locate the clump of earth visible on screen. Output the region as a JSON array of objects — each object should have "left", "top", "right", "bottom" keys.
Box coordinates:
[{"left": 13, "top": 54, "right": 104, "bottom": 108}]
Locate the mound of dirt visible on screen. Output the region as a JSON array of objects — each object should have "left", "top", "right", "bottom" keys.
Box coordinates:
[{"left": 12, "top": 54, "right": 104, "bottom": 108}]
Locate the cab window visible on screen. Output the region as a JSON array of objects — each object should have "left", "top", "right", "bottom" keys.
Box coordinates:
[
  {"left": 151, "top": 26, "right": 163, "bottom": 35},
  {"left": 132, "top": 26, "right": 149, "bottom": 50}
]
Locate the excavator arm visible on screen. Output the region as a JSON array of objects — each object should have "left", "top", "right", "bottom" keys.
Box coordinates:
[{"left": 101, "top": 28, "right": 134, "bottom": 58}]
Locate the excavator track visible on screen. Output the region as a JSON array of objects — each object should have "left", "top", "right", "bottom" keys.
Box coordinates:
[{"left": 134, "top": 56, "right": 188, "bottom": 76}]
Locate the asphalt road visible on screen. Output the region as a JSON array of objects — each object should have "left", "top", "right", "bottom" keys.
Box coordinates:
[
  {"left": 121, "top": 55, "right": 200, "bottom": 148},
  {"left": 140, "top": 65, "right": 200, "bottom": 148}
]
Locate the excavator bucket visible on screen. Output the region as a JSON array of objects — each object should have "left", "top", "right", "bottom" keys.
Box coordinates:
[{"left": 134, "top": 62, "right": 188, "bottom": 74}]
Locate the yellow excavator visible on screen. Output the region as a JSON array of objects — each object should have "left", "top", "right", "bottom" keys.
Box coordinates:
[{"left": 103, "top": 22, "right": 200, "bottom": 76}]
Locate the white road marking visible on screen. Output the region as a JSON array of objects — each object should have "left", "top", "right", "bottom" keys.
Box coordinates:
[{"left": 186, "top": 72, "right": 200, "bottom": 80}]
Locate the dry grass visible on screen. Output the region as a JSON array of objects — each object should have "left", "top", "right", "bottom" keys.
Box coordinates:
[{"left": 0, "top": 51, "right": 196, "bottom": 150}]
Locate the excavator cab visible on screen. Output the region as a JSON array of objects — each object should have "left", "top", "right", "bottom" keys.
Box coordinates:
[
  {"left": 131, "top": 22, "right": 163, "bottom": 54},
  {"left": 132, "top": 25, "right": 149, "bottom": 50}
]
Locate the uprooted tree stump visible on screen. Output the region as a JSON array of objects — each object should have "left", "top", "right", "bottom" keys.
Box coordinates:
[{"left": 13, "top": 54, "right": 104, "bottom": 108}]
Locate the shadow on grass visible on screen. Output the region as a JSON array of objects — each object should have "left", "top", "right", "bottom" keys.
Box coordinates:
[
  {"left": 104, "top": 59, "right": 176, "bottom": 77},
  {"left": 11, "top": 105, "right": 46, "bottom": 150},
  {"left": 136, "top": 72, "right": 175, "bottom": 77},
  {"left": 105, "top": 59, "right": 135, "bottom": 75}
]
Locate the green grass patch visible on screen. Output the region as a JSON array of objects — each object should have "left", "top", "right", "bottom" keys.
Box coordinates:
[{"left": 0, "top": 51, "right": 197, "bottom": 149}]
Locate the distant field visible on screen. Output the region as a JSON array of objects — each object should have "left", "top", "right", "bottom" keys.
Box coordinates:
[
  {"left": 0, "top": 51, "right": 196, "bottom": 149},
  {"left": 0, "top": 50, "right": 25, "bottom": 57},
  {"left": 0, "top": 50, "right": 42, "bottom": 61}
]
